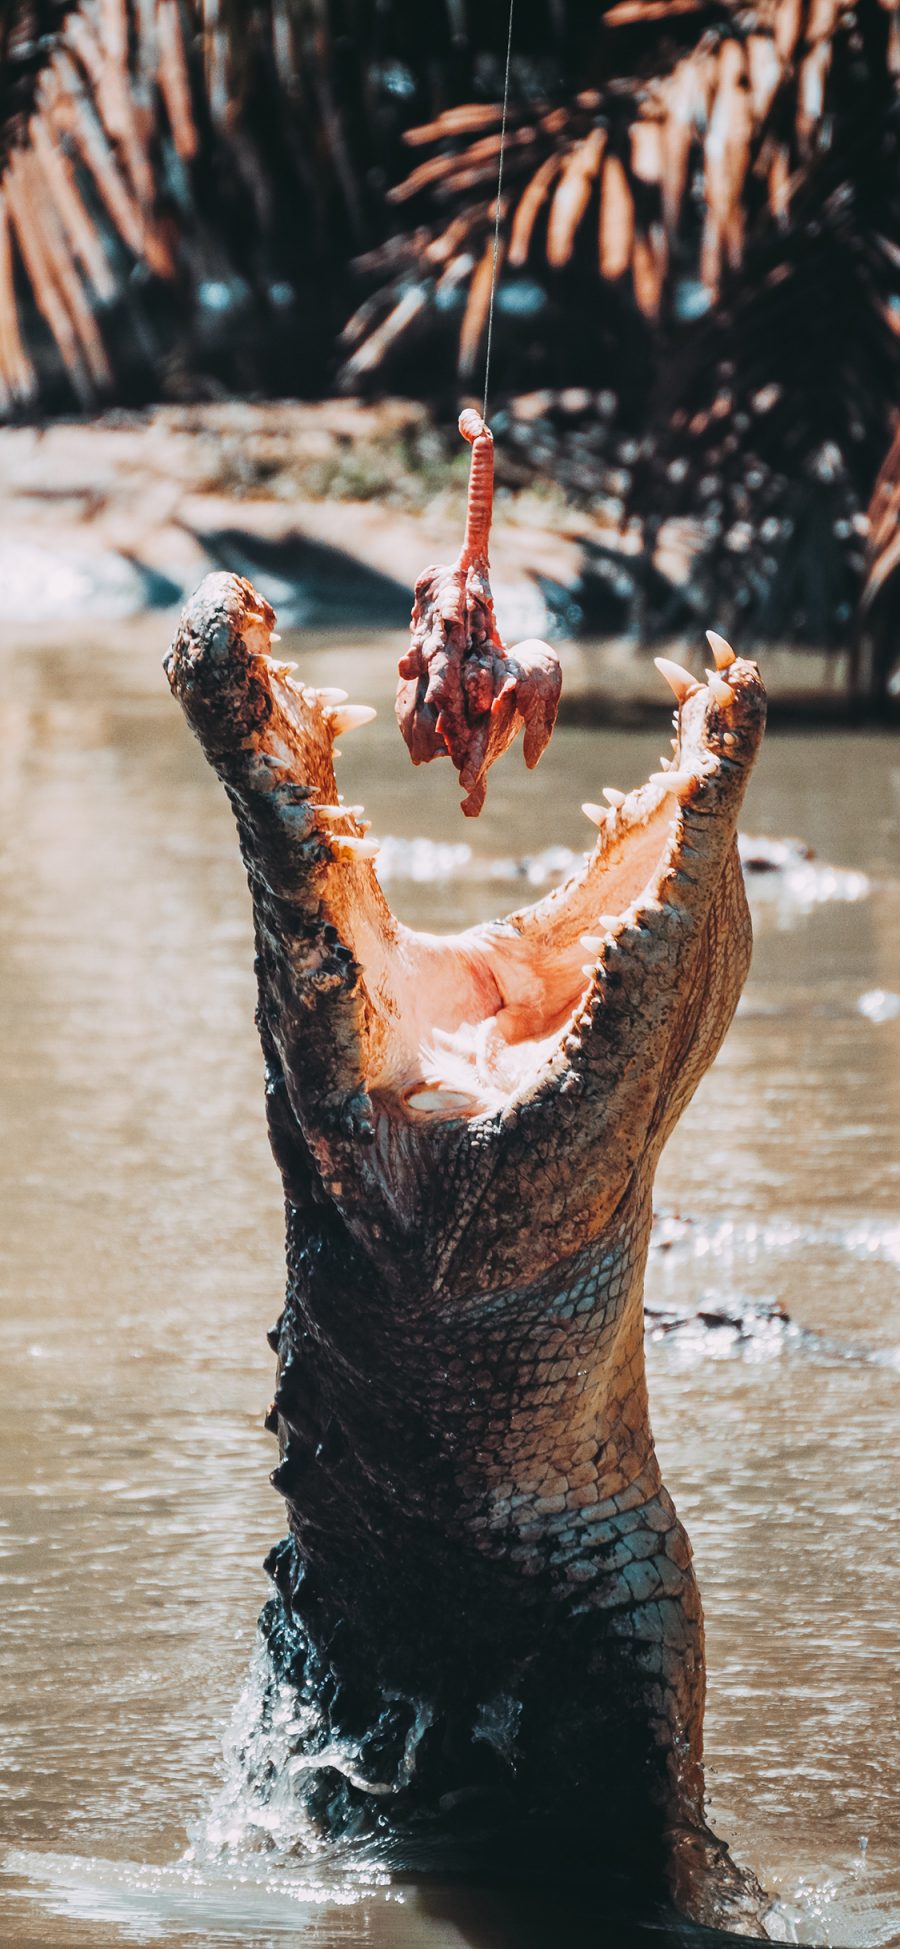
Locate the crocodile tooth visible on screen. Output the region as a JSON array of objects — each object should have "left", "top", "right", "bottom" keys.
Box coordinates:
[
  {"left": 597, "top": 914, "right": 619, "bottom": 931},
  {"left": 325, "top": 705, "right": 377, "bottom": 736},
  {"left": 332, "top": 835, "right": 380, "bottom": 861},
  {"left": 654, "top": 656, "right": 699, "bottom": 703},
  {"left": 407, "top": 1087, "right": 475, "bottom": 1114},
  {"left": 270, "top": 632, "right": 282, "bottom": 643},
  {"left": 314, "top": 804, "right": 364, "bottom": 820},
  {"left": 312, "top": 686, "right": 349, "bottom": 705},
  {"left": 270, "top": 1452, "right": 297, "bottom": 1495},
  {"left": 602, "top": 787, "right": 625, "bottom": 807},
  {"left": 580, "top": 934, "right": 604, "bottom": 954},
  {"left": 650, "top": 769, "right": 695, "bottom": 794},
  {"left": 705, "top": 670, "right": 734, "bottom": 707},
  {"left": 582, "top": 802, "right": 607, "bottom": 827},
  {"left": 706, "top": 629, "right": 735, "bottom": 669},
  {"left": 430, "top": 1027, "right": 461, "bottom": 1049}
]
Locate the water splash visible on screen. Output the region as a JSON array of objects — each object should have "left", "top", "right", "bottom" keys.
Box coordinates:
[
  {"left": 856, "top": 990, "right": 900, "bottom": 1025},
  {"left": 765, "top": 1837, "right": 899, "bottom": 1947},
  {"left": 738, "top": 835, "right": 871, "bottom": 918},
  {"left": 187, "top": 1637, "right": 326, "bottom": 1861},
  {"left": 185, "top": 1635, "right": 432, "bottom": 1865}
]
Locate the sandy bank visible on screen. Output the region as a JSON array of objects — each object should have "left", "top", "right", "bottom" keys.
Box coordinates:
[{"left": 1, "top": 399, "right": 854, "bottom": 716}]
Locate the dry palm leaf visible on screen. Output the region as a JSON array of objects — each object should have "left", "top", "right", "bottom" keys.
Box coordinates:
[
  {"left": 393, "top": 127, "right": 534, "bottom": 203},
  {"left": 632, "top": 228, "right": 664, "bottom": 316},
  {"left": 599, "top": 153, "right": 633, "bottom": 280},
  {"left": 0, "top": 191, "right": 34, "bottom": 406},
  {"left": 31, "top": 115, "right": 114, "bottom": 299},
  {"left": 427, "top": 210, "right": 486, "bottom": 267},
  {"left": 20, "top": 145, "right": 111, "bottom": 386},
  {"left": 51, "top": 52, "right": 170, "bottom": 272},
  {"left": 66, "top": 3, "right": 155, "bottom": 211},
  {"left": 340, "top": 284, "right": 429, "bottom": 381},
  {"left": 200, "top": 0, "right": 229, "bottom": 126},
  {"left": 775, "top": 0, "right": 805, "bottom": 64},
  {"left": 0, "top": 0, "right": 192, "bottom": 409},
  {"left": 0, "top": 0, "right": 891, "bottom": 413},
  {"left": 768, "top": 142, "right": 793, "bottom": 221},
  {"left": 746, "top": 33, "right": 782, "bottom": 118},
  {"left": 705, "top": 41, "right": 751, "bottom": 276},
  {"left": 797, "top": 41, "right": 832, "bottom": 145},
  {"left": 435, "top": 249, "right": 478, "bottom": 303},
  {"left": 406, "top": 104, "right": 506, "bottom": 146},
  {"left": 158, "top": 0, "right": 199, "bottom": 160},
  {"left": 807, "top": 0, "right": 844, "bottom": 43},
  {"left": 459, "top": 232, "right": 500, "bottom": 378},
  {"left": 6, "top": 153, "right": 96, "bottom": 403},
  {"left": 861, "top": 421, "right": 900, "bottom": 608},
  {"left": 337, "top": 0, "right": 893, "bottom": 388},
  {"left": 658, "top": 55, "right": 704, "bottom": 238},
  {"left": 508, "top": 152, "right": 564, "bottom": 265},
  {"left": 862, "top": 518, "right": 900, "bottom": 607},
  {"left": 630, "top": 119, "right": 663, "bottom": 184},
  {"left": 546, "top": 129, "right": 605, "bottom": 268},
  {"left": 603, "top": 0, "right": 706, "bottom": 20}
]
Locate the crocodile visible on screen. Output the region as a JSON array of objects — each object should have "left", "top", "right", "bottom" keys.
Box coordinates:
[{"left": 164, "top": 579, "right": 767, "bottom": 1933}]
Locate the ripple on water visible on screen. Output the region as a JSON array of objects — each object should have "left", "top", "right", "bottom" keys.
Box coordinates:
[{"left": 373, "top": 832, "right": 875, "bottom": 924}]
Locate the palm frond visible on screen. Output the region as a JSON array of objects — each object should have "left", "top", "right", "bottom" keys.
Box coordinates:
[
  {"left": 0, "top": 0, "right": 186, "bottom": 407},
  {"left": 343, "top": 0, "right": 898, "bottom": 383},
  {"left": 547, "top": 130, "right": 605, "bottom": 268},
  {"left": 625, "top": 94, "right": 900, "bottom": 649}
]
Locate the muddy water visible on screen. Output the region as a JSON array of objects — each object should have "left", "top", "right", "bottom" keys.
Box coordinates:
[{"left": 0, "top": 618, "right": 898, "bottom": 1949}]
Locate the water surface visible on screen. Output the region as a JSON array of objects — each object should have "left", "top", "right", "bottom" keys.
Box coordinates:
[{"left": 0, "top": 619, "right": 898, "bottom": 1947}]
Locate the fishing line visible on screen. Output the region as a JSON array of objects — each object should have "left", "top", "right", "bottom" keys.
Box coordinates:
[{"left": 482, "top": 0, "right": 516, "bottom": 423}]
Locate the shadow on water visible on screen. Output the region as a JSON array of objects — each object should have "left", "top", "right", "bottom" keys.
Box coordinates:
[
  {"left": 416, "top": 1878, "right": 774, "bottom": 1949},
  {"left": 192, "top": 527, "right": 412, "bottom": 628}
]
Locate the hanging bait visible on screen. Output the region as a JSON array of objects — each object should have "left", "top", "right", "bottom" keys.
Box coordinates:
[{"left": 395, "top": 410, "right": 562, "bottom": 817}]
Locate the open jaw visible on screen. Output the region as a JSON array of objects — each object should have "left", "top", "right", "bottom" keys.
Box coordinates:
[{"left": 165, "top": 576, "right": 765, "bottom": 1177}]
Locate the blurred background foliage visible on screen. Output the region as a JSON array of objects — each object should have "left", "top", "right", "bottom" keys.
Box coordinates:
[{"left": 0, "top": 0, "right": 898, "bottom": 701}]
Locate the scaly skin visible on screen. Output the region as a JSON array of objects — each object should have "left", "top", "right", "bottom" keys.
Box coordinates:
[{"left": 165, "top": 579, "right": 767, "bottom": 1931}]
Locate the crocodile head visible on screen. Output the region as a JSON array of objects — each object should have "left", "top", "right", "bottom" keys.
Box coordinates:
[
  {"left": 165, "top": 573, "right": 764, "bottom": 1273},
  {"left": 165, "top": 572, "right": 767, "bottom": 1925}
]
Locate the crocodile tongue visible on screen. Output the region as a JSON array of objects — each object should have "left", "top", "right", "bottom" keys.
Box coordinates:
[{"left": 396, "top": 411, "right": 562, "bottom": 816}]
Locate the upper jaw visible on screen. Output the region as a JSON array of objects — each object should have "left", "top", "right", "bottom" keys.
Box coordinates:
[
  {"left": 166, "top": 575, "right": 765, "bottom": 1248},
  {"left": 404, "top": 650, "right": 766, "bottom": 1116}
]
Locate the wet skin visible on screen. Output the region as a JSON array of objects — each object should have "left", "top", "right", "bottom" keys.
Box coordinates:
[{"left": 165, "top": 581, "right": 767, "bottom": 1932}]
